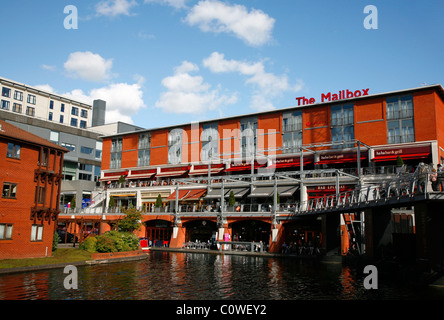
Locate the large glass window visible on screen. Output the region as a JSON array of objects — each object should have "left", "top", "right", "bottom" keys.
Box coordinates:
[
  {"left": 201, "top": 123, "right": 218, "bottom": 161},
  {"left": 138, "top": 132, "right": 151, "bottom": 166},
  {"left": 282, "top": 111, "right": 302, "bottom": 154},
  {"left": 386, "top": 95, "right": 415, "bottom": 144},
  {"left": 168, "top": 129, "right": 182, "bottom": 164},
  {"left": 110, "top": 138, "right": 123, "bottom": 169},
  {"left": 331, "top": 104, "right": 354, "bottom": 149},
  {"left": 240, "top": 117, "right": 257, "bottom": 159}
]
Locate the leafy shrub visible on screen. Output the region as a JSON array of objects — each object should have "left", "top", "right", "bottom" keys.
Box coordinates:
[
  {"left": 83, "top": 231, "right": 140, "bottom": 253},
  {"left": 80, "top": 236, "right": 97, "bottom": 253},
  {"left": 96, "top": 234, "right": 117, "bottom": 253},
  {"left": 52, "top": 231, "right": 61, "bottom": 252}
]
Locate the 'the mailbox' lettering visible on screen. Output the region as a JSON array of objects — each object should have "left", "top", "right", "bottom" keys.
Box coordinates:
[{"left": 296, "top": 88, "right": 369, "bottom": 106}]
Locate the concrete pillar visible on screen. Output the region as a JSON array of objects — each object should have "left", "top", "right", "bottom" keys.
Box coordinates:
[
  {"left": 169, "top": 223, "right": 186, "bottom": 248},
  {"left": 364, "top": 208, "right": 392, "bottom": 261},
  {"left": 414, "top": 202, "right": 430, "bottom": 270},
  {"left": 321, "top": 213, "right": 340, "bottom": 255}
]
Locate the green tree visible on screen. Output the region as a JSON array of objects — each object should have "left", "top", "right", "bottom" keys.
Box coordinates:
[
  {"left": 155, "top": 194, "right": 163, "bottom": 207},
  {"left": 119, "top": 207, "right": 142, "bottom": 233},
  {"left": 70, "top": 196, "right": 76, "bottom": 209},
  {"left": 109, "top": 195, "right": 115, "bottom": 208},
  {"left": 396, "top": 155, "right": 404, "bottom": 167},
  {"left": 118, "top": 175, "right": 126, "bottom": 184},
  {"left": 228, "top": 190, "right": 236, "bottom": 206}
]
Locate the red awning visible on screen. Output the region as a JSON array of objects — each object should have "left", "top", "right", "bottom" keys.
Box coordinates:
[
  {"left": 99, "top": 171, "right": 128, "bottom": 181},
  {"left": 157, "top": 167, "right": 189, "bottom": 177},
  {"left": 189, "top": 164, "right": 224, "bottom": 176},
  {"left": 183, "top": 188, "right": 207, "bottom": 200},
  {"left": 267, "top": 156, "right": 313, "bottom": 169},
  {"left": 372, "top": 146, "right": 431, "bottom": 162},
  {"left": 127, "top": 169, "right": 156, "bottom": 180},
  {"left": 166, "top": 190, "right": 190, "bottom": 201},
  {"left": 225, "top": 163, "right": 265, "bottom": 172},
  {"left": 316, "top": 152, "right": 368, "bottom": 165}
]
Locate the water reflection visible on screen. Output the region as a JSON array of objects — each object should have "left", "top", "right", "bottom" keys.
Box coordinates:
[{"left": 1, "top": 251, "right": 444, "bottom": 300}]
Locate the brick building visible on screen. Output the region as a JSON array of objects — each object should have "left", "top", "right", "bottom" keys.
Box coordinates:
[
  {"left": 0, "top": 119, "right": 68, "bottom": 259},
  {"left": 59, "top": 84, "right": 444, "bottom": 257}
]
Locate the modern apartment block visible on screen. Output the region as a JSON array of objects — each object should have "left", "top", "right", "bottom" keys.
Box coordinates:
[{"left": 0, "top": 76, "right": 142, "bottom": 210}]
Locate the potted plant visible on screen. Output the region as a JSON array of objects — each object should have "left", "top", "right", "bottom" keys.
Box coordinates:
[
  {"left": 155, "top": 194, "right": 163, "bottom": 212},
  {"left": 396, "top": 155, "right": 404, "bottom": 173}
]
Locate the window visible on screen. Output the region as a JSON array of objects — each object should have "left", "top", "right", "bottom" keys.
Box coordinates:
[
  {"left": 39, "top": 149, "right": 48, "bottom": 167},
  {"left": 27, "top": 94, "right": 36, "bottom": 104},
  {"left": 138, "top": 133, "right": 151, "bottom": 166},
  {"left": 49, "top": 100, "right": 54, "bottom": 109},
  {"left": 35, "top": 186, "right": 45, "bottom": 204},
  {"left": 26, "top": 106, "right": 35, "bottom": 116},
  {"left": 201, "top": 123, "right": 218, "bottom": 161},
  {"left": 282, "top": 111, "right": 303, "bottom": 154},
  {"left": 168, "top": 129, "right": 183, "bottom": 164},
  {"left": 61, "top": 142, "right": 75, "bottom": 152},
  {"left": 240, "top": 117, "right": 257, "bottom": 158},
  {"left": 1, "top": 100, "right": 10, "bottom": 110},
  {"left": 78, "top": 173, "right": 92, "bottom": 181},
  {"left": 61, "top": 103, "right": 65, "bottom": 112},
  {"left": 71, "top": 107, "right": 79, "bottom": 116},
  {"left": 80, "top": 146, "right": 93, "bottom": 155},
  {"left": 111, "top": 138, "right": 123, "bottom": 152},
  {"left": 48, "top": 112, "right": 53, "bottom": 121},
  {"left": 79, "top": 163, "right": 93, "bottom": 172},
  {"left": 2, "top": 87, "right": 11, "bottom": 97},
  {"left": 14, "top": 90, "right": 23, "bottom": 101},
  {"left": 0, "top": 224, "right": 13, "bottom": 240},
  {"left": 95, "top": 150, "right": 102, "bottom": 159},
  {"left": 12, "top": 103, "right": 22, "bottom": 113},
  {"left": 80, "top": 109, "right": 88, "bottom": 118},
  {"left": 31, "top": 225, "right": 43, "bottom": 242},
  {"left": 60, "top": 115, "right": 64, "bottom": 123},
  {"left": 110, "top": 138, "right": 123, "bottom": 169},
  {"left": 7, "top": 142, "right": 20, "bottom": 159},
  {"left": 2, "top": 183, "right": 17, "bottom": 198},
  {"left": 331, "top": 104, "right": 354, "bottom": 149},
  {"left": 80, "top": 120, "right": 87, "bottom": 129},
  {"left": 386, "top": 95, "right": 415, "bottom": 144},
  {"left": 110, "top": 152, "right": 122, "bottom": 169},
  {"left": 49, "top": 131, "right": 59, "bottom": 143},
  {"left": 70, "top": 118, "right": 78, "bottom": 127}
]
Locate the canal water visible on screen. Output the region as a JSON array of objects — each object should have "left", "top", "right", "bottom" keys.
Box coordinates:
[{"left": 1, "top": 251, "right": 444, "bottom": 301}]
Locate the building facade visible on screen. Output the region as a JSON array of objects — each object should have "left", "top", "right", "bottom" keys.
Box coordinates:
[
  {"left": 62, "top": 84, "right": 444, "bottom": 257},
  {"left": 0, "top": 120, "right": 68, "bottom": 259}
]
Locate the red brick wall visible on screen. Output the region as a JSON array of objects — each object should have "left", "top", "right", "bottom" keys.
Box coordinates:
[{"left": 0, "top": 141, "right": 64, "bottom": 259}]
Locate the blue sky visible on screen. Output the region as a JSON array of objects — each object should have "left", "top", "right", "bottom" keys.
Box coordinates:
[{"left": 0, "top": 0, "right": 443, "bottom": 128}]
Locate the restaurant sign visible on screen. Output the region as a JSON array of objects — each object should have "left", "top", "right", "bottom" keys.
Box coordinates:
[{"left": 296, "top": 88, "right": 370, "bottom": 106}]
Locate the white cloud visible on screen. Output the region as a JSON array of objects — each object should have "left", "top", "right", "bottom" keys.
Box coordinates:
[
  {"left": 41, "top": 64, "right": 56, "bottom": 71},
  {"left": 184, "top": 0, "right": 275, "bottom": 47},
  {"left": 203, "top": 51, "right": 303, "bottom": 110},
  {"left": 96, "top": 0, "right": 138, "bottom": 17},
  {"left": 144, "top": 0, "right": 188, "bottom": 9},
  {"left": 155, "top": 61, "right": 237, "bottom": 114},
  {"left": 63, "top": 79, "right": 146, "bottom": 124},
  {"left": 64, "top": 51, "right": 114, "bottom": 82}
]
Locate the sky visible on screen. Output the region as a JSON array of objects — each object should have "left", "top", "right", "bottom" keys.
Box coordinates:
[{"left": 0, "top": 0, "right": 443, "bottom": 129}]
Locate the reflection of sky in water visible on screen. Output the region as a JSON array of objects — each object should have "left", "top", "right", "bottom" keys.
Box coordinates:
[{"left": 1, "top": 252, "right": 444, "bottom": 300}]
